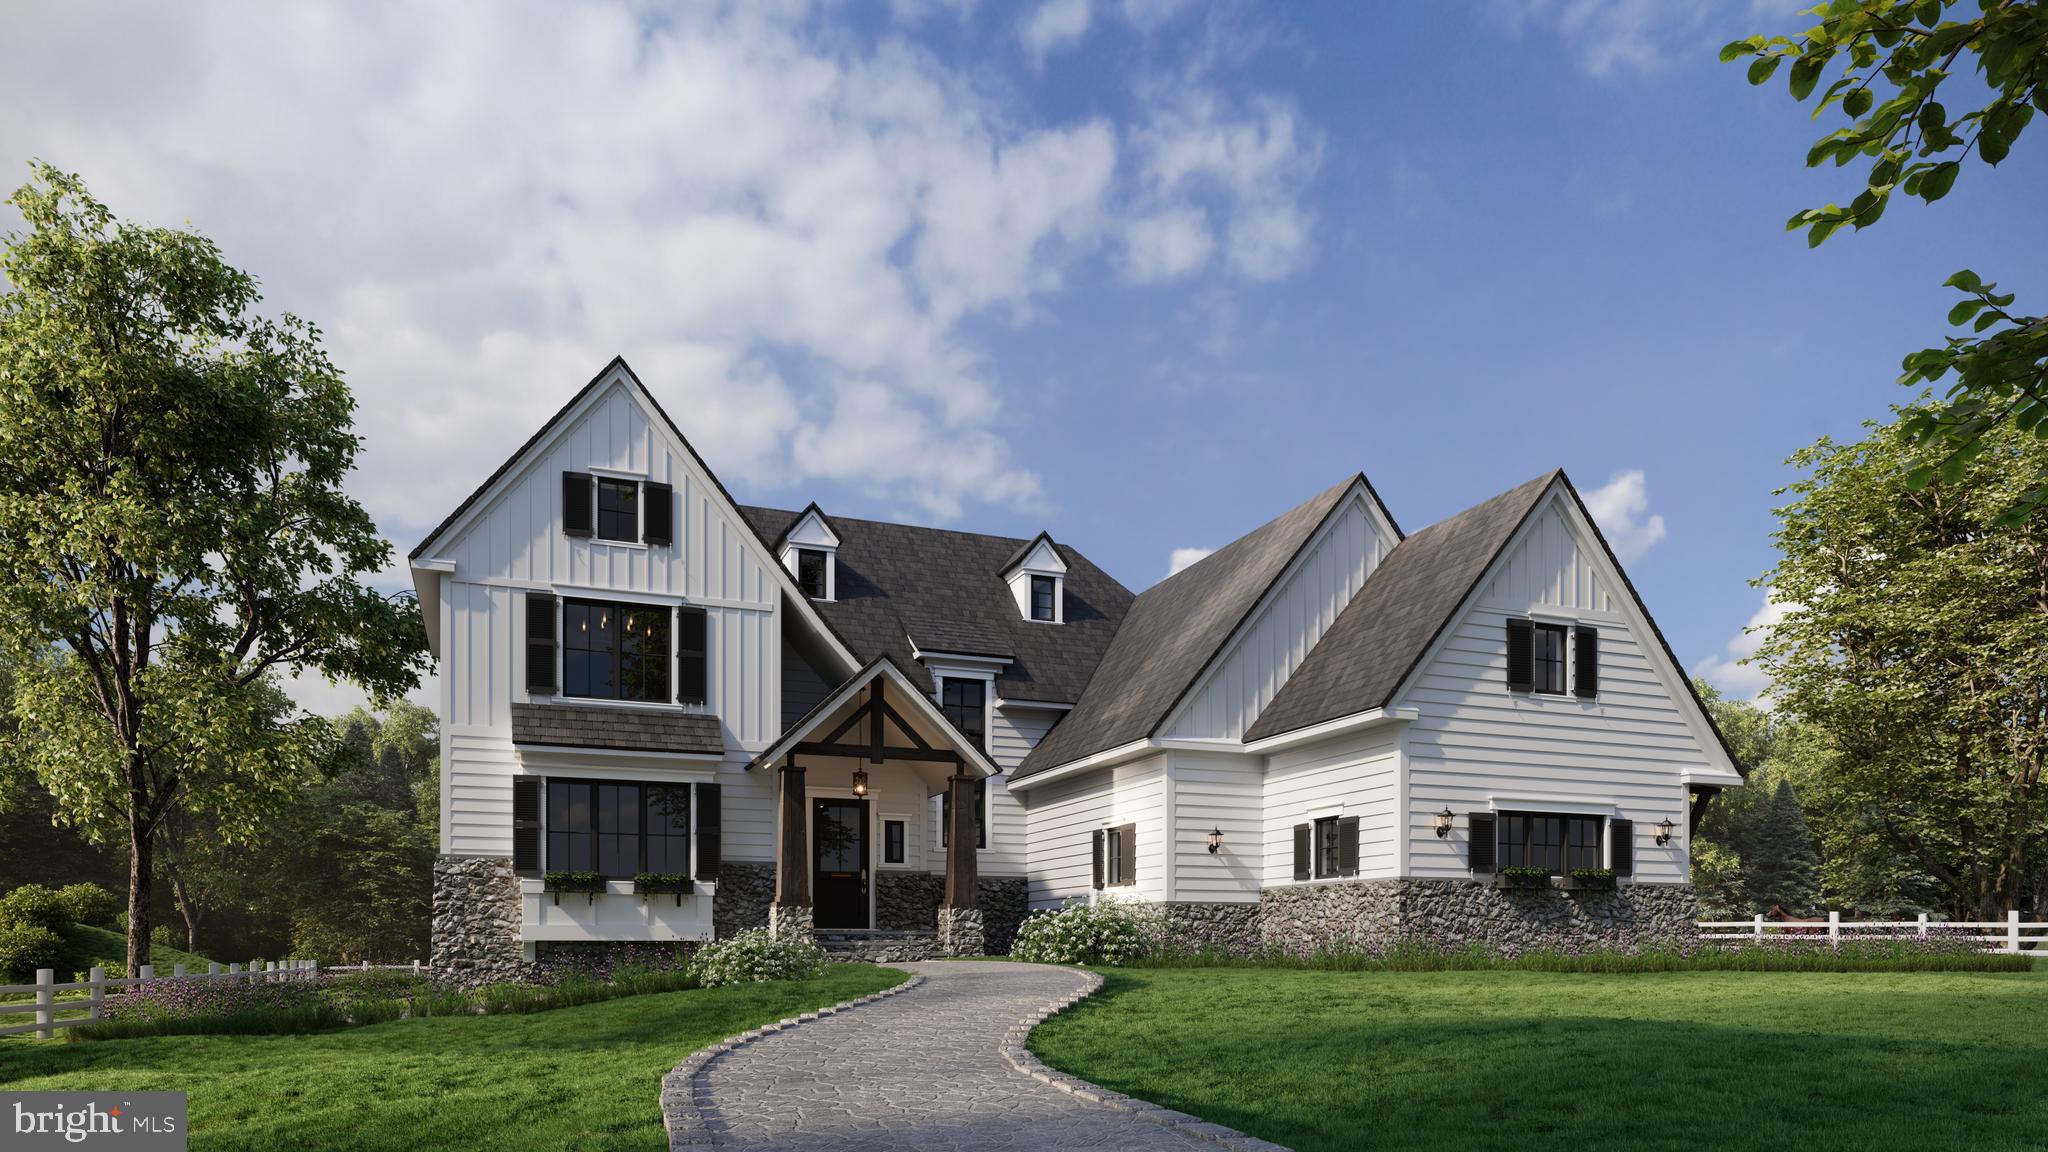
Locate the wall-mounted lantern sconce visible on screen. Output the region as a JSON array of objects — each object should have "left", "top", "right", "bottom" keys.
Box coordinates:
[
  {"left": 851, "top": 768, "right": 869, "bottom": 798},
  {"left": 1206, "top": 827, "right": 1224, "bottom": 855},
  {"left": 1434, "top": 808, "right": 1455, "bottom": 838},
  {"left": 1654, "top": 816, "right": 1675, "bottom": 846}
]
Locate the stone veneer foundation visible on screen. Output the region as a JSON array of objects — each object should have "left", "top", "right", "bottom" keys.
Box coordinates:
[
  {"left": 712, "top": 861, "right": 776, "bottom": 939},
  {"left": 936, "top": 906, "right": 985, "bottom": 956},
  {"left": 430, "top": 855, "right": 530, "bottom": 987},
  {"left": 1257, "top": 878, "right": 1700, "bottom": 952}
]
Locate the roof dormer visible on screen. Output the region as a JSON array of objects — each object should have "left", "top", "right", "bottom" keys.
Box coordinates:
[
  {"left": 778, "top": 502, "right": 841, "bottom": 602},
  {"left": 1001, "top": 531, "right": 1068, "bottom": 624}
]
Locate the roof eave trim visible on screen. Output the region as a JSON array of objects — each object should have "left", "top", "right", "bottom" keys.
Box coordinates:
[
  {"left": 512, "top": 743, "right": 725, "bottom": 763},
  {"left": 1006, "top": 737, "right": 1157, "bottom": 791},
  {"left": 1239, "top": 706, "right": 1420, "bottom": 756}
]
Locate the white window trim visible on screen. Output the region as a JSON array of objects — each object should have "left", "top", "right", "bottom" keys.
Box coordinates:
[{"left": 879, "top": 816, "right": 911, "bottom": 868}]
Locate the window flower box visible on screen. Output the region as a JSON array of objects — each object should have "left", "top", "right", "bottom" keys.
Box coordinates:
[
  {"left": 544, "top": 870, "right": 607, "bottom": 905},
  {"left": 1497, "top": 866, "right": 1553, "bottom": 893},
  {"left": 1568, "top": 868, "right": 1617, "bottom": 892},
  {"left": 633, "top": 872, "right": 694, "bottom": 907}
]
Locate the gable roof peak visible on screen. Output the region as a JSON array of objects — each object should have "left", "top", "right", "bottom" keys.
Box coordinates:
[{"left": 1000, "top": 530, "right": 1066, "bottom": 576}]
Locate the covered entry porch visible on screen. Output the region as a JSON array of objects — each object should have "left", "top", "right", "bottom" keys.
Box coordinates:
[{"left": 749, "top": 656, "right": 1001, "bottom": 955}]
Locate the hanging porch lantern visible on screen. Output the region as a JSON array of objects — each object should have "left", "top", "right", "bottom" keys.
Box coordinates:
[{"left": 851, "top": 768, "right": 869, "bottom": 798}]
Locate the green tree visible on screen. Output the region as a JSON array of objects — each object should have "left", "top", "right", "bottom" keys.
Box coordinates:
[
  {"left": 1744, "top": 780, "right": 1825, "bottom": 915},
  {"left": 1754, "top": 411, "right": 2048, "bottom": 918},
  {"left": 0, "top": 164, "right": 428, "bottom": 974},
  {"left": 1724, "top": 2, "right": 2048, "bottom": 522}
]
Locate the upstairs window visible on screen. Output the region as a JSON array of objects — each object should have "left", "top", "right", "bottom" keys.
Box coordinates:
[
  {"left": 940, "top": 678, "right": 987, "bottom": 750},
  {"left": 564, "top": 599, "right": 671, "bottom": 702},
  {"left": 1030, "top": 574, "right": 1056, "bottom": 622},
  {"left": 1532, "top": 623, "right": 1568, "bottom": 694},
  {"left": 797, "top": 548, "right": 828, "bottom": 599},
  {"left": 597, "top": 478, "right": 639, "bottom": 542},
  {"left": 1506, "top": 618, "right": 1573, "bottom": 695}
]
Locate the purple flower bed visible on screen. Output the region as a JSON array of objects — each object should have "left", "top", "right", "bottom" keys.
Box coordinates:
[
  {"left": 528, "top": 941, "right": 696, "bottom": 985},
  {"left": 100, "top": 972, "right": 325, "bottom": 1023}
]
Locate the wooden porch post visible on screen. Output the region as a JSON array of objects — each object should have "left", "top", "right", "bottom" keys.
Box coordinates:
[
  {"left": 771, "top": 757, "right": 811, "bottom": 939},
  {"left": 943, "top": 770, "right": 979, "bottom": 910}
]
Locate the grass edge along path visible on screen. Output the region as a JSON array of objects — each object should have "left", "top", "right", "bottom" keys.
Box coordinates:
[
  {"left": 1027, "top": 967, "right": 2048, "bottom": 1152},
  {"left": 0, "top": 963, "right": 908, "bottom": 1151}
]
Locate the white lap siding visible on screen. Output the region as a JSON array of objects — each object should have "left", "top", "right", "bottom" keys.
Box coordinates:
[
  {"left": 1261, "top": 729, "right": 1401, "bottom": 886},
  {"left": 1167, "top": 751, "right": 1263, "bottom": 903},
  {"left": 1398, "top": 500, "right": 1725, "bottom": 885},
  {"left": 1021, "top": 754, "right": 1168, "bottom": 909}
]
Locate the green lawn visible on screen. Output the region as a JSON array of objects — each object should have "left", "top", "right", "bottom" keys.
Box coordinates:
[
  {"left": 1029, "top": 968, "right": 2048, "bottom": 1152},
  {"left": 0, "top": 964, "right": 905, "bottom": 1151}
]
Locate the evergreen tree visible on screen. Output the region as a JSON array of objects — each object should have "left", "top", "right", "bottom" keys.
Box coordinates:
[{"left": 1744, "top": 780, "right": 1822, "bottom": 915}]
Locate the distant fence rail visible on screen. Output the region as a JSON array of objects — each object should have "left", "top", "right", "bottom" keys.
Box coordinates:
[
  {"left": 0, "top": 959, "right": 321, "bottom": 1040},
  {"left": 1700, "top": 911, "right": 2044, "bottom": 953}
]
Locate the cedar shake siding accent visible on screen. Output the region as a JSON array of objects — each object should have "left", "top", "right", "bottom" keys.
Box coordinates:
[{"left": 509, "top": 702, "right": 722, "bottom": 755}]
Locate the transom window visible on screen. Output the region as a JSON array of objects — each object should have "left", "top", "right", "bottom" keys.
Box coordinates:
[
  {"left": 546, "top": 780, "right": 695, "bottom": 878},
  {"left": 564, "top": 599, "right": 670, "bottom": 702},
  {"left": 797, "top": 548, "right": 828, "bottom": 599},
  {"left": 1498, "top": 812, "right": 1604, "bottom": 874},
  {"left": 1030, "top": 574, "right": 1056, "bottom": 622},
  {"left": 596, "top": 478, "right": 640, "bottom": 542},
  {"left": 1532, "top": 622, "right": 1568, "bottom": 695}
]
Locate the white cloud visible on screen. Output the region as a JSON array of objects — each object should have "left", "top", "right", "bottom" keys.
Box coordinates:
[
  {"left": 1020, "top": 0, "right": 1093, "bottom": 65},
  {"left": 1693, "top": 593, "right": 1794, "bottom": 703},
  {"left": 1125, "top": 90, "right": 1321, "bottom": 280},
  {"left": 1582, "top": 469, "right": 1667, "bottom": 562},
  {"left": 1120, "top": 0, "right": 1192, "bottom": 31},
  {"left": 1167, "top": 546, "right": 1214, "bottom": 576},
  {"left": 1495, "top": 0, "right": 1746, "bottom": 78}
]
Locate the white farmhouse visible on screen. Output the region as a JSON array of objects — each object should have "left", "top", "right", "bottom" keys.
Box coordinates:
[{"left": 411, "top": 359, "right": 1742, "bottom": 977}]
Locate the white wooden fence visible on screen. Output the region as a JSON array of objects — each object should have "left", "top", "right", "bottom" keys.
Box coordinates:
[
  {"left": 1699, "top": 910, "right": 2046, "bottom": 953},
  {"left": 0, "top": 960, "right": 319, "bottom": 1040}
]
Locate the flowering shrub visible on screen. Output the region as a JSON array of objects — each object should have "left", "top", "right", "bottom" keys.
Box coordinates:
[
  {"left": 0, "top": 884, "right": 72, "bottom": 934},
  {"left": 689, "top": 929, "right": 825, "bottom": 986},
  {"left": 1011, "top": 899, "right": 1157, "bottom": 967},
  {"left": 0, "top": 924, "right": 64, "bottom": 980},
  {"left": 55, "top": 882, "right": 118, "bottom": 928},
  {"left": 100, "top": 973, "right": 326, "bottom": 1025}
]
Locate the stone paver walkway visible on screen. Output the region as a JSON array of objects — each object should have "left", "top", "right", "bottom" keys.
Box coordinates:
[{"left": 675, "top": 961, "right": 1276, "bottom": 1150}]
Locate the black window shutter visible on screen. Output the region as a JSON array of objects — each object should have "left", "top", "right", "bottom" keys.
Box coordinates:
[
  {"left": 1505, "top": 618, "right": 1534, "bottom": 691},
  {"left": 1092, "top": 829, "right": 1105, "bottom": 890},
  {"left": 512, "top": 777, "right": 542, "bottom": 875},
  {"left": 1338, "top": 816, "right": 1360, "bottom": 877},
  {"left": 1610, "top": 818, "right": 1633, "bottom": 877},
  {"left": 695, "top": 783, "right": 721, "bottom": 881},
  {"left": 1574, "top": 626, "right": 1600, "bottom": 698},
  {"left": 562, "top": 472, "right": 594, "bottom": 538},
  {"left": 642, "top": 482, "right": 673, "bottom": 546},
  {"left": 525, "top": 593, "right": 558, "bottom": 695},
  {"left": 1468, "top": 812, "right": 1497, "bottom": 874},
  {"left": 1117, "top": 823, "right": 1137, "bottom": 887},
  {"left": 676, "top": 607, "right": 708, "bottom": 704},
  {"left": 1293, "top": 823, "right": 1312, "bottom": 881}
]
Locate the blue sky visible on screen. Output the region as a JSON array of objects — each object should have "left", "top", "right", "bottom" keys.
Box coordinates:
[{"left": 3, "top": 0, "right": 2042, "bottom": 711}]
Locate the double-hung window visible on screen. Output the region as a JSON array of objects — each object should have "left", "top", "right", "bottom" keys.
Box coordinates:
[
  {"left": 797, "top": 549, "right": 828, "bottom": 599},
  {"left": 547, "top": 780, "right": 696, "bottom": 879},
  {"left": 1532, "top": 623, "right": 1568, "bottom": 694},
  {"left": 596, "top": 478, "right": 639, "bottom": 542},
  {"left": 1029, "top": 575, "right": 1056, "bottom": 622},
  {"left": 938, "top": 678, "right": 989, "bottom": 849},
  {"left": 563, "top": 599, "right": 671, "bottom": 702}
]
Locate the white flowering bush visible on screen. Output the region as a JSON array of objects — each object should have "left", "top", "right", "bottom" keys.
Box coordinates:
[
  {"left": 689, "top": 928, "right": 827, "bottom": 987},
  {"left": 1010, "top": 898, "right": 1157, "bottom": 967}
]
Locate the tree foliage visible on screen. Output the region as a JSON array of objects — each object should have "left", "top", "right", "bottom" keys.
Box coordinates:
[
  {"left": 0, "top": 163, "right": 428, "bottom": 973},
  {"left": 1753, "top": 411, "right": 2048, "bottom": 918}
]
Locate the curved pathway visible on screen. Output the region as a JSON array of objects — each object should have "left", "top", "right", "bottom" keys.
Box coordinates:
[{"left": 665, "top": 960, "right": 1284, "bottom": 1151}]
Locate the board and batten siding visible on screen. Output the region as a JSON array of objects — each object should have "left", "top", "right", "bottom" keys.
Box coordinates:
[
  {"left": 429, "top": 376, "right": 790, "bottom": 857},
  {"left": 1021, "top": 754, "right": 1168, "bottom": 910},
  {"left": 1261, "top": 728, "right": 1401, "bottom": 886},
  {"left": 1162, "top": 491, "right": 1394, "bottom": 741},
  {"left": 1400, "top": 498, "right": 1707, "bottom": 885},
  {"left": 1167, "top": 751, "right": 1263, "bottom": 903},
  {"left": 917, "top": 702, "right": 1051, "bottom": 878}
]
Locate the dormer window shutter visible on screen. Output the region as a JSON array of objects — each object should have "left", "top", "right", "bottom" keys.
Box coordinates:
[
  {"left": 1505, "top": 618, "right": 1534, "bottom": 691},
  {"left": 643, "top": 482, "right": 673, "bottom": 547},
  {"left": 525, "top": 592, "right": 558, "bottom": 695},
  {"left": 1468, "top": 812, "right": 1497, "bottom": 874},
  {"left": 676, "top": 606, "right": 708, "bottom": 705},
  {"left": 1574, "top": 626, "right": 1599, "bottom": 698},
  {"left": 562, "top": 472, "right": 594, "bottom": 538}
]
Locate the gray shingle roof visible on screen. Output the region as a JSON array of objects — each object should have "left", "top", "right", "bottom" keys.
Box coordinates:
[
  {"left": 738, "top": 507, "right": 1134, "bottom": 705},
  {"left": 1241, "top": 472, "right": 1557, "bottom": 742},
  {"left": 510, "top": 702, "right": 725, "bottom": 755},
  {"left": 1014, "top": 476, "right": 1366, "bottom": 779}
]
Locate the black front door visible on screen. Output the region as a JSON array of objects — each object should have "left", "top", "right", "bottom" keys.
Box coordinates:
[{"left": 812, "top": 798, "right": 869, "bottom": 929}]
